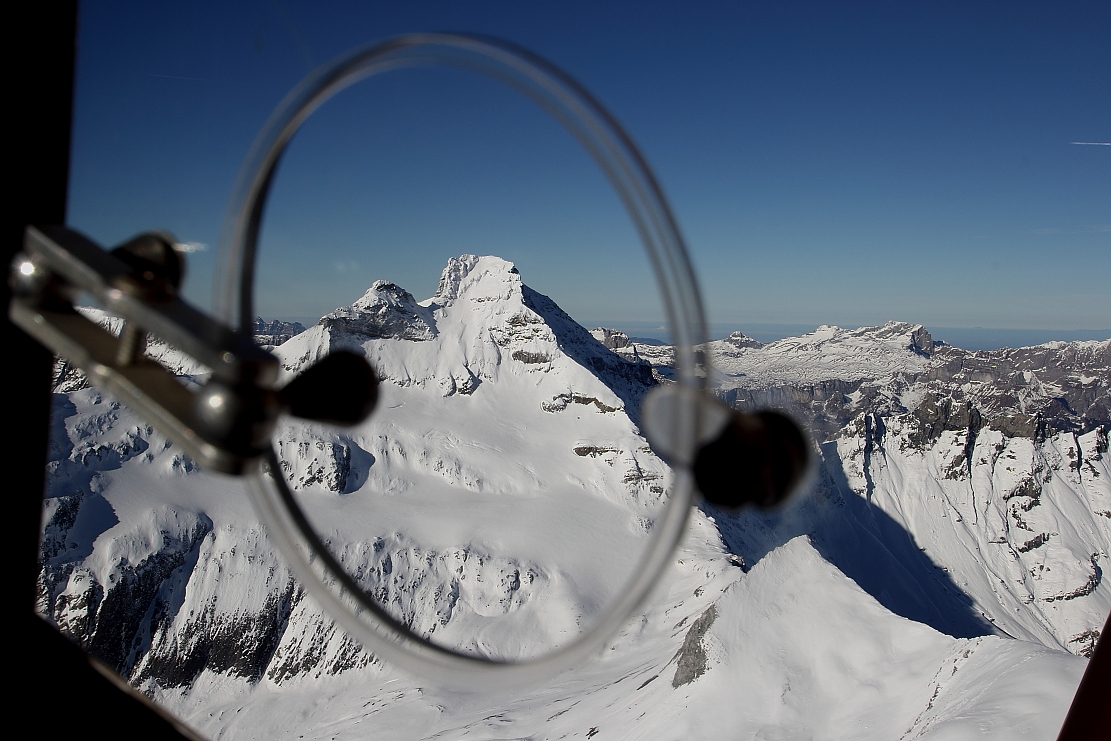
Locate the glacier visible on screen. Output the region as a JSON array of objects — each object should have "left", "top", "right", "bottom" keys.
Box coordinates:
[{"left": 36, "top": 255, "right": 1106, "bottom": 739}]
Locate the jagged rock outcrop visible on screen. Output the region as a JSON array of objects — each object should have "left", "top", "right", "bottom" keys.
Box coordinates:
[
  {"left": 39, "top": 488, "right": 213, "bottom": 678},
  {"left": 253, "top": 317, "right": 306, "bottom": 347},
  {"left": 591, "top": 328, "right": 633, "bottom": 350},
  {"left": 672, "top": 605, "right": 717, "bottom": 687},
  {"left": 320, "top": 280, "right": 437, "bottom": 341},
  {"left": 722, "top": 330, "right": 763, "bottom": 350}
]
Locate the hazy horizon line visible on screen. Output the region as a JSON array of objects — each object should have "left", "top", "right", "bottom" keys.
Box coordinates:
[{"left": 265, "top": 314, "right": 1109, "bottom": 352}]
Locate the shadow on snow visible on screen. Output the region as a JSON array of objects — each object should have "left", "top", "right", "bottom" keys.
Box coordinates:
[{"left": 708, "top": 443, "right": 997, "bottom": 640}]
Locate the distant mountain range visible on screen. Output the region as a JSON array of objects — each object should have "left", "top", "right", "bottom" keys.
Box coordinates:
[
  {"left": 584, "top": 322, "right": 1111, "bottom": 351},
  {"left": 602, "top": 321, "right": 1110, "bottom": 657},
  {"left": 37, "top": 256, "right": 1106, "bottom": 740},
  {"left": 252, "top": 317, "right": 306, "bottom": 348}
]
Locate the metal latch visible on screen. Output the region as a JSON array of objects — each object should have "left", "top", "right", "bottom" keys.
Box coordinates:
[{"left": 10, "top": 225, "right": 377, "bottom": 475}]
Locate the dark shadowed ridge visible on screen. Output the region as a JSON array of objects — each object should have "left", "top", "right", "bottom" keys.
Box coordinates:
[{"left": 522, "top": 285, "right": 656, "bottom": 425}]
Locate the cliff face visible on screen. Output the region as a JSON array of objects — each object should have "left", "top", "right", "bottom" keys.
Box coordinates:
[{"left": 834, "top": 416, "right": 1109, "bottom": 656}]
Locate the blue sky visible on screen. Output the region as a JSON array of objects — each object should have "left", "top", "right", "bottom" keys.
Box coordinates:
[{"left": 68, "top": 1, "right": 1109, "bottom": 343}]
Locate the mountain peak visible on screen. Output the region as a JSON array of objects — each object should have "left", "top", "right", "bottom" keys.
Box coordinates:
[
  {"left": 320, "top": 279, "right": 436, "bottom": 341},
  {"left": 724, "top": 331, "right": 762, "bottom": 349},
  {"left": 434, "top": 254, "right": 521, "bottom": 304},
  {"left": 908, "top": 325, "right": 933, "bottom": 355},
  {"left": 274, "top": 255, "right": 653, "bottom": 417},
  {"left": 590, "top": 328, "right": 633, "bottom": 350}
]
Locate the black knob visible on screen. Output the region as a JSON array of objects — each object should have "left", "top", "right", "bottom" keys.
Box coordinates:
[
  {"left": 110, "top": 232, "right": 184, "bottom": 302},
  {"left": 280, "top": 351, "right": 379, "bottom": 426},
  {"left": 693, "top": 410, "right": 809, "bottom": 510},
  {"left": 193, "top": 380, "right": 281, "bottom": 456}
]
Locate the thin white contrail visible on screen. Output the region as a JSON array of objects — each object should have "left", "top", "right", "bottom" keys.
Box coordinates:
[{"left": 1071, "top": 141, "right": 1111, "bottom": 145}]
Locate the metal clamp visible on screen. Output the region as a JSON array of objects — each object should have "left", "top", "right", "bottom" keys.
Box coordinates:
[{"left": 9, "top": 225, "right": 377, "bottom": 475}]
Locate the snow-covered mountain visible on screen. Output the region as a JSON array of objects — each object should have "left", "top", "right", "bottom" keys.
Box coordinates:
[
  {"left": 614, "top": 321, "right": 1111, "bottom": 658},
  {"left": 36, "top": 257, "right": 1104, "bottom": 740}
]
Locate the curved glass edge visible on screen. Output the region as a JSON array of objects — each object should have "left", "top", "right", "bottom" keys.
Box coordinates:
[
  {"left": 247, "top": 451, "right": 696, "bottom": 690},
  {"left": 220, "top": 33, "right": 712, "bottom": 688}
]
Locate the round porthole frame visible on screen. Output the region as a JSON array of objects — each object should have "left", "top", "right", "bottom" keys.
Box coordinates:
[{"left": 218, "top": 33, "right": 710, "bottom": 689}]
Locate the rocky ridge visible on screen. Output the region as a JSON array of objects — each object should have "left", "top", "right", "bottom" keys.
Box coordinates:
[{"left": 252, "top": 318, "right": 306, "bottom": 348}]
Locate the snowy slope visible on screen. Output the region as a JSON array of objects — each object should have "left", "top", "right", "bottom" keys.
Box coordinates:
[
  {"left": 35, "top": 258, "right": 1097, "bottom": 740},
  {"left": 155, "top": 537, "right": 1083, "bottom": 741}
]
